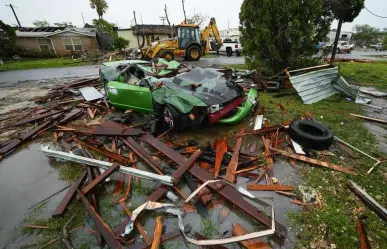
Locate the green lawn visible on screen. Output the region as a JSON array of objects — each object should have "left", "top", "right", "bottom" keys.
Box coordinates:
[
  {"left": 339, "top": 61, "right": 387, "bottom": 90},
  {"left": 0, "top": 58, "right": 92, "bottom": 71}
]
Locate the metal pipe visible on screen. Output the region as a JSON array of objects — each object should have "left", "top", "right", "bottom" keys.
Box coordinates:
[
  {"left": 41, "top": 145, "right": 173, "bottom": 186},
  {"left": 334, "top": 136, "right": 379, "bottom": 162}
]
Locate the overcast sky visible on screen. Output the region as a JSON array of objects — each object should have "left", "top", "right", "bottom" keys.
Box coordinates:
[{"left": 1, "top": 0, "right": 386, "bottom": 31}]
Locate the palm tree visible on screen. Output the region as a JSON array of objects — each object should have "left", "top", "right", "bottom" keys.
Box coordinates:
[{"left": 90, "top": 0, "right": 108, "bottom": 20}]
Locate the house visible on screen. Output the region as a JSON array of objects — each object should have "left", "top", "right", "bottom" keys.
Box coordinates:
[
  {"left": 15, "top": 27, "right": 99, "bottom": 55},
  {"left": 326, "top": 30, "right": 353, "bottom": 44},
  {"left": 117, "top": 25, "right": 175, "bottom": 49},
  {"left": 219, "top": 28, "right": 241, "bottom": 41}
]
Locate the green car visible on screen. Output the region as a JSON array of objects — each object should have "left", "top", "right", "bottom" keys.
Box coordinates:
[{"left": 100, "top": 59, "right": 258, "bottom": 131}]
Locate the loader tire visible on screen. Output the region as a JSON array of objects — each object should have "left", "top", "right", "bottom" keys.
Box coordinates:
[
  {"left": 288, "top": 120, "right": 334, "bottom": 150},
  {"left": 186, "top": 46, "right": 201, "bottom": 61},
  {"left": 160, "top": 51, "right": 174, "bottom": 61}
]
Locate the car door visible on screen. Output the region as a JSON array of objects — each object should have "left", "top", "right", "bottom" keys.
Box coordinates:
[{"left": 106, "top": 80, "right": 153, "bottom": 113}]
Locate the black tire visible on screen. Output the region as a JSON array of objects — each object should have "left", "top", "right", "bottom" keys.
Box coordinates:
[
  {"left": 186, "top": 46, "right": 202, "bottom": 61},
  {"left": 162, "top": 105, "right": 183, "bottom": 132},
  {"left": 236, "top": 51, "right": 241, "bottom": 56},
  {"left": 288, "top": 120, "right": 334, "bottom": 150},
  {"left": 226, "top": 48, "right": 233, "bottom": 57},
  {"left": 160, "top": 51, "right": 174, "bottom": 61},
  {"left": 348, "top": 48, "right": 352, "bottom": 53}
]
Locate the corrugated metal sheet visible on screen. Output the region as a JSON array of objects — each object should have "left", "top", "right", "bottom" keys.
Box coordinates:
[{"left": 290, "top": 67, "right": 339, "bottom": 104}]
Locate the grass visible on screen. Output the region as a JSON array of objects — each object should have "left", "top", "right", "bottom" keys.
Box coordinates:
[
  {"left": 338, "top": 61, "right": 387, "bottom": 91},
  {"left": 201, "top": 218, "right": 220, "bottom": 237},
  {"left": 0, "top": 58, "right": 92, "bottom": 71}
]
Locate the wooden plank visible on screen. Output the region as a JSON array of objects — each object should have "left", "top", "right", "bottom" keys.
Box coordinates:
[
  {"left": 151, "top": 216, "right": 164, "bottom": 249},
  {"left": 350, "top": 113, "right": 387, "bottom": 124},
  {"left": 225, "top": 128, "right": 244, "bottom": 183},
  {"left": 120, "top": 137, "right": 164, "bottom": 175},
  {"left": 82, "top": 162, "right": 120, "bottom": 195},
  {"left": 356, "top": 219, "right": 371, "bottom": 249},
  {"left": 172, "top": 150, "right": 201, "bottom": 181},
  {"left": 139, "top": 134, "right": 278, "bottom": 231},
  {"left": 77, "top": 190, "right": 123, "bottom": 249},
  {"left": 275, "top": 191, "right": 297, "bottom": 197},
  {"left": 214, "top": 137, "right": 228, "bottom": 178},
  {"left": 52, "top": 171, "right": 87, "bottom": 217},
  {"left": 247, "top": 185, "right": 294, "bottom": 191},
  {"left": 127, "top": 225, "right": 191, "bottom": 249},
  {"left": 12, "top": 110, "right": 64, "bottom": 126},
  {"left": 271, "top": 148, "right": 356, "bottom": 175},
  {"left": 232, "top": 223, "right": 272, "bottom": 249},
  {"left": 236, "top": 165, "right": 260, "bottom": 174}
]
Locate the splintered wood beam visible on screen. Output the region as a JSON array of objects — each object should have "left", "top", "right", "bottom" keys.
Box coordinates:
[
  {"left": 52, "top": 171, "right": 87, "bottom": 217},
  {"left": 270, "top": 147, "right": 356, "bottom": 175},
  {"left": 151, "top": 216, "right": 164, "bottom": 249},
  {"left": 226, "top": 128, "right": 244, "bottom": 182},
  {"left": 77, "top": 190, "right": 123, "bottom": 249},
  {"left": 82, "top": 162, "right": 120, "bottom": 195},
  {"left": 214, "top": 137, "right": 228, "bottom": 178},
  {"left": 247, "top": 185, "right": 294, "bottom": 191},
  {"left": 232, "top": 223, "right": 272, "bottom": 249}
]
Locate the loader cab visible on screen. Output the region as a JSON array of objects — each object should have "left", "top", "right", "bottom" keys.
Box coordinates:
[{"left": 177, "top": 24, "right": 201, "bottom": 49}]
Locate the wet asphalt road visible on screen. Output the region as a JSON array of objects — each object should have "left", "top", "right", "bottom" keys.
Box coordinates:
[{"left": 1, "top": 51, "right": 387, "bottom": 86}]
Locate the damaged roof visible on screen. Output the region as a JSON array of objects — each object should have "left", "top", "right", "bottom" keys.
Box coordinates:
[{"left": 16, "top": 27, "right": 97, "bottom": 38}]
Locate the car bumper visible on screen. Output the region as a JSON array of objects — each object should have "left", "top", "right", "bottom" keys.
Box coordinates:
[{"left": 216, "top": 88, "right": 258, "bottom": 124}]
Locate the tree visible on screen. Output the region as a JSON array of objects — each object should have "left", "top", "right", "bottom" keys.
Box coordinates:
[
  {"left": 33, "top": 20, "right": 50, "bottom": 27},
  {"left": 0, "top": 20, "right": 17, "bottom": 58},
  {"left": 383, "top": 36, "right": 387, "bottom": 50},
  {"left": 113, "top": 37, "right": 130, "bottom": 51},
  {"left": 54, "top": 22, "right": 75, "bottom": 28},
  {"left": 329, "top": 0, "right": 364, "bottom": 62},
  {"left": 239, "top": 0, "right": 331, "bottom": 75},
  {"left": 352, "top": 25, "right": 379, "bottom": 47},
  {"left": 90, "top": 0, "right": 108, "bottom": 20},
  {"left": 92, "top": 19, "right": 116, "bottom": 36},
  {"left": 186, "top": 13, "right": 210, "bottom": 27}
]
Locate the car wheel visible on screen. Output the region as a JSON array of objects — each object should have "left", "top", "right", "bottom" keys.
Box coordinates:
[
  {"left": 186, "top": 46, "right": 202, "bottom": 61},
  {"left": 348, "top": 48, "right": 352, "bottom": 53},
  {"left": 236, "top": 51, "right": 241, "bottom": 56},
  {"left": 288, "top": 120, "right": 334, "bottom": 150},
  {"left": 226, "top": 48, "right": 233, "bottom": 57},
  {"left": 162, "top": 105, "right": 183, "bottom": 132}
]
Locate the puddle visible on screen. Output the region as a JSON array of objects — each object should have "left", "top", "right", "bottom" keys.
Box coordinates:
[{"left": 0, "top": 143, "right": 67, "bottom": 248}]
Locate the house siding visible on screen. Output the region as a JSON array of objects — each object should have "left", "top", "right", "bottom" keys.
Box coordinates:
[
  {"left": 50, "top": 36, "right": 98, "bottom": 55},
  {"left": 117, "top": 29, "right": 170, "bottom": 49}
]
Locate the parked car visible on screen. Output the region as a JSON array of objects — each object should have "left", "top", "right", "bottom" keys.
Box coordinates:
[
  {"left": 216, "top": 38, "right": 243, "bottom": 56},
  {"left": 100, "top": 60, "right": 258, "bottom": 131},
  {"left": 326, "top": 41, "right": 354, "bottom": 53}
]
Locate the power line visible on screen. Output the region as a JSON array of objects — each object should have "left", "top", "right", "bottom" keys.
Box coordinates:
[{"left": 364, "top": 6, "right": 387, "bottom": 19}]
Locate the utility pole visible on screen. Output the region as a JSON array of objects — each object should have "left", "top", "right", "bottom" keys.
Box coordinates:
[
  {"left": 5, "top": 4, "right": 21, "bottom": 27},
  {"left": 81, "top": 12, "right": 85, "bottom": 26},
  {"left": 181, "top": 0, "right": 187, "bottom": 23},
  {"left": 133, "top": 11, "right": 140, "bottom": 48},
  {"left": 159, "top": 17, "right": 166, "bottom": 25}
]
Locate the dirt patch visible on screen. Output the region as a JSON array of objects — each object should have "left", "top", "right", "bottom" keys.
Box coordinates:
[{"left": 0, "top": 78, "right": 90, "bottom": 115}]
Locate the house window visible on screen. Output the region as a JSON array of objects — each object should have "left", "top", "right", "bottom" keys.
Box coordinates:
[
  {"left": 62, "top": 38, "right": 84, "bottom": 51},
  {"left": 37, "top": 38, "right": 49, "bottom": 51}
]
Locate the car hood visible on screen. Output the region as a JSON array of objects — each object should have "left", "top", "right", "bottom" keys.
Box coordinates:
[{"left": 163, "top": 68, "right": 244, "bottom": 106}]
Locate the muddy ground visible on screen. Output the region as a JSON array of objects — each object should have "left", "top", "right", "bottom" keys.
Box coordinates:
[{"left": 1, "top": 76, "right": 386, "bottom": 249}]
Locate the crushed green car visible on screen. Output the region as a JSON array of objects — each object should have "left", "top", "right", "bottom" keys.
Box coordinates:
[{"left": 100, "top": 59, "right": 258, "bottom": 131}]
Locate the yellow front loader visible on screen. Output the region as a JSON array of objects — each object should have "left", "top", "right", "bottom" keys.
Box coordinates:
[{"left": 140, "top": 18, "right": 222, "bottom": 61}]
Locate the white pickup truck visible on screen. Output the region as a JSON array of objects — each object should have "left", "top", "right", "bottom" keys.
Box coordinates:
[
  {"left": 217, "top": 38, "right": 243, "bottom": 56},
  {"left": 327, "top": 41, "right": 354, "bottom": 53}
]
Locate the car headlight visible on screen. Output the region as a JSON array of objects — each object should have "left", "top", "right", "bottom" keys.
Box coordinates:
[{"left": 208, "top": 104, "right": 223, "bottom": 113}]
